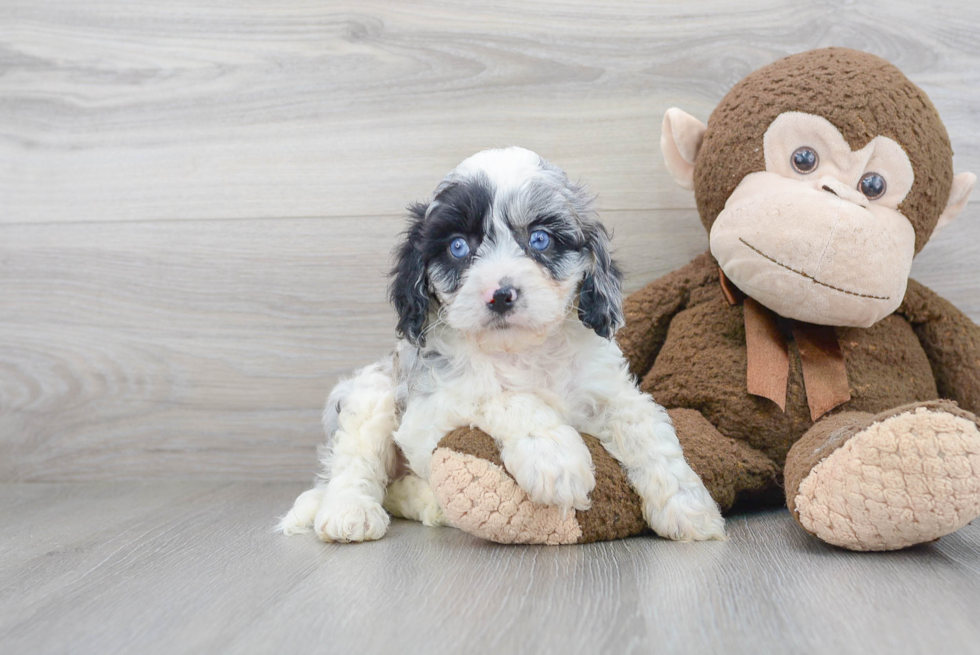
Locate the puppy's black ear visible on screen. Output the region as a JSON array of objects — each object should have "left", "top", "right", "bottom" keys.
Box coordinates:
[
  {"left": 390, "top": 202, "right": 430, "bottom": 346},
  {"left": 579, "top": 222, "right": 624, "bottom": 339}
]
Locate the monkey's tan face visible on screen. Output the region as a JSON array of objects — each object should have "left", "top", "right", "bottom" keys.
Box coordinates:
[{"left": 710, "top": 112, "right": 917, "bottom": 328}]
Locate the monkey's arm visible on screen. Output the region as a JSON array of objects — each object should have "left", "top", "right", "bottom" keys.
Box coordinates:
[
  {"left": 617, "top": 251, "right": 718, "bottom": 380},
  {"left": 899, "top": 278, "right": 980, "bottom": 414}
]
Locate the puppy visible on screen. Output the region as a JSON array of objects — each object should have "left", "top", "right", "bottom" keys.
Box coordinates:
[{"left": 279, "top": 147, "right": 724, "bottom": 543}]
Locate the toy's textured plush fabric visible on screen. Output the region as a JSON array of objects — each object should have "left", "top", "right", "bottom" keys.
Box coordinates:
[
  {"left": 620, "top": 256, "right": 980, "bottom": 550},
  {"left": 693, "top": 48, "right": 953, "bottom": 253},
  {"left": 429, "top": 48, "right": 980, "bottom": 550},
  {"left": 430, "top": 428, "right": 646, "bottom": 544}
]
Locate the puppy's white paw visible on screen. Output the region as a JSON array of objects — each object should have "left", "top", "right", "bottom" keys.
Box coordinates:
[
  {"left": 278, "top": 487, "right": 325, "bottom": 535},
  {"left": 411, "top": 482, "right": 450, "bottom": 527},
  {"left": 382, "top": 475, "right": 450, "bottom": 527},
  {"left": 645, "top": 483, "right": 726, "bottom": 542},
  {"left": 501, "top": 425, "right": 595, "bottom": 513},
  {"left": 315, "top": 492, "right": 390, "bottom": 543},
  {"left": 419, "top": 501, "right": 449, "bottom": 528}
]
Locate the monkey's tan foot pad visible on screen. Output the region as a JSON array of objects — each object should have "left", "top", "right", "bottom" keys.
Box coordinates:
[
  {"left": 429, "top": 427, "right": 647, "bottom": 545},
  {"left": 791, "top": 403, "right": 980, "bottom": 551}
]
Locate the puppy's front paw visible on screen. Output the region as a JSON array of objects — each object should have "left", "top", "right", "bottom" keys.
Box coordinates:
[
  {"left": 315, "top": 492, "right": 390, "bottom": 543},
  {"left": 501, "top": 426, "right": 595, "bottom": 513},
  {"left": 278, "top": 487, "right": 324, "bottom": 535},
  {"left": 645, "top": 483, "right": 726, "bottom": 542}
]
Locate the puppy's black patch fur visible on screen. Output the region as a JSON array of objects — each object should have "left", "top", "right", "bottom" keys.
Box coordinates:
[
  {"left": 390, "top": 178, "right": 494, "bottom": 345},
  {"left": 421, "top": 178, "right": 494, "bottom": 293},
  {"left": 578, "top": 222, "right": 624, "bottom": 339},
  {"left": 390, "top": 202, "right": 430, "bottom": 346}
]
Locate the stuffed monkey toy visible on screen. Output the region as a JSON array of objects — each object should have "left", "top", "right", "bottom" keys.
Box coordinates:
[{"left": 428, "top": 48, "right": 980, "bottom": 551}]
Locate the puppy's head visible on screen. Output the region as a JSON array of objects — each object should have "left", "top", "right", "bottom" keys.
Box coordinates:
[{"left": 390, "top": 147, "right": 623, "bottom": 350}]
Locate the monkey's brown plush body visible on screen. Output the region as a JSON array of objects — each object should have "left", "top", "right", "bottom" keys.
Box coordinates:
[
  {"left": 617, "top": 253, "right": 980, "bottom": 549},
  {"left": 430, "top": 48, "right": 980, "bottom": 550}
]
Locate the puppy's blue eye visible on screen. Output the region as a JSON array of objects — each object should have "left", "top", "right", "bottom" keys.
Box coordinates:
[
  {"left": 449, "top": 237, "right": 470, "bottom": 259},
  {"left": 529, "top": 230, "right": 551, "bottom": 251}
]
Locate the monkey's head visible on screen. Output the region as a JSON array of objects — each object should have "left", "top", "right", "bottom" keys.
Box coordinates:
[{"left": 662, "top": 48, "right": 975, "bottom": 328}]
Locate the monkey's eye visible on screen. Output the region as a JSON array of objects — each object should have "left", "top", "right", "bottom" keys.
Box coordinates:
[
  {"left": 859, "top": 172, "right": 887, "bottom": 200},
  {"left": 791, "top": 147, "right": 819, "bottom": 174},
  {"left": 529, "top": 230, "right": 551, "bottom": 251},
  {"left": 449, "top": 237, "right": 470, "bottom": 259}
]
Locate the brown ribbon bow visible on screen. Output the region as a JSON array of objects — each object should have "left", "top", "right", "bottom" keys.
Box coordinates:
[{"left": 720, "top": 269, "right": 851, "bottom": 421}]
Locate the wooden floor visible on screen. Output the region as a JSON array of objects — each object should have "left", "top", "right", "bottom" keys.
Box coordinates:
[
  {"left": 2, "top": 482, "right": 979, "bottom": 655},
  {"left": 4, "top": 1, "right": 980, "bottom": 653}
]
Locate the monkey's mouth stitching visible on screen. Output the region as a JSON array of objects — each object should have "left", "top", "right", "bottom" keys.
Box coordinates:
[{"left": 739, "top": 238, "right": 890, "bottom": 301}]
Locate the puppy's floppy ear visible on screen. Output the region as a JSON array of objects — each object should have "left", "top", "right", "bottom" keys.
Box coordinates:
[
  {"left": 579, "top": 222, "right": 624, "bottom": 339},
  {"left": 390, "top": 202, "right": 430, "bottom": 346}
]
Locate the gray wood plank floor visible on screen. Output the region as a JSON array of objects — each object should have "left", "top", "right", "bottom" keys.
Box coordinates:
[{"left": 2, "top": 482, "right": 979, "bottom": 655}]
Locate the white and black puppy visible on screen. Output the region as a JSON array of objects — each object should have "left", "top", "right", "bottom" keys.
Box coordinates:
[{"left": 279, "top": 147, "right": 724, "bottom": 543}]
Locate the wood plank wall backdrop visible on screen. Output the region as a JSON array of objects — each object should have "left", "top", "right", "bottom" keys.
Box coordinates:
[{"left": 2, "top": 0, "right": 979, "bottom": 481}]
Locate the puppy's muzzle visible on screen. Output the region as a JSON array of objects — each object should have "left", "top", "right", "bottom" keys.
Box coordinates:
[{"left": 487, "top": 286, "right": 519, "bottom": 315}]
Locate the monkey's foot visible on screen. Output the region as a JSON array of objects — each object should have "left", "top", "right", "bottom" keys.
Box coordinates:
[
  {"left": 429, "top": 427, "right": 647, "bottom": 545},
  {"left": 786, "top": 400, "right": 980, "bottom": 551}
]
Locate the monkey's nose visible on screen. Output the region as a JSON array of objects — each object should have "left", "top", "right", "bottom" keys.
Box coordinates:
[
  {"left": 817, "top": 176, "right": 869, "bottom": 208},
  {"left": 488, "top": 286, "right": 519, "bottom": 314}
]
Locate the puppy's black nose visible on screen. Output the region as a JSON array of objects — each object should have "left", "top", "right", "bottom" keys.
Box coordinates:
[{"left": 488, "top": 286, "right": 519, "bottom": 314}]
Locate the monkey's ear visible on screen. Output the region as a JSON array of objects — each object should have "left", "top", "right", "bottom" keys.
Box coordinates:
[
  {"left": 661, "top": 108, "right": 707, "bottom": 191},
  {"left": 934, "top": 172, "right": 976, "bottom": 233},
  {"left": 389, "top": 203, "right": 430, "bottom": 346}
]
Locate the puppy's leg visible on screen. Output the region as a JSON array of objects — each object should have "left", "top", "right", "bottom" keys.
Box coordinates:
[
  {"left": 395, "top": 389, "right": 595, "bottom": 515},
  {"left": 383, "top": 474, "right": 448, "bottom": 527},
  {"left": 284, "top": 362, "right": 398, "bottom": 543},
  {"left": 278, "top": 487, "right": 325, "bottom": 535},
  {"left": 392, "top": 390, "right": 469, "bottom": 481},
  {"left": 477, "top": 393, "right": 595, "bottom": 514},
  {"left": 584, "top": 383, "right": 725, "bottom": 541}
]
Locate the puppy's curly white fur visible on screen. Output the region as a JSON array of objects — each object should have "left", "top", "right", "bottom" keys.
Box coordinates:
[{"left": 279, "top": 147, "right": 724, "bottom": 543}]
